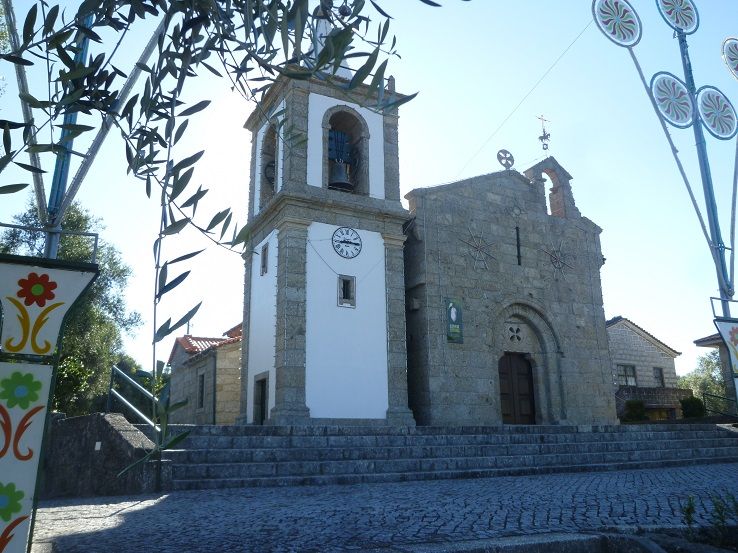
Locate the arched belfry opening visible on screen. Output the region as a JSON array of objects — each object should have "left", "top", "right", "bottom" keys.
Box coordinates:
[
  {"left": 323, "top": 107, "right": 369, "bottom": 195},
  {"left": 524, "top": 156, "right": 581, "bottom": 220},
  {"left": 259, "top": 124, "right": 278, "bottom": 209}
]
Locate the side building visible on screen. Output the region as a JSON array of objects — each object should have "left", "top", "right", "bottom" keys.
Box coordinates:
[
  {"left": 607, "top": 316, "right": 690, "bottom": 420},
  {"left": 169, "top": 326, "right": 242, "bottom": 425}
]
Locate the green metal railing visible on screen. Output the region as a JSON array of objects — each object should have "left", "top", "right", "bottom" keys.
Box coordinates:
[
  {"left": 106, "top": 365, "right": 160, "bottom": 437},
  {"left": 702, "top": 392, "right": 738, "bottom": 419}
]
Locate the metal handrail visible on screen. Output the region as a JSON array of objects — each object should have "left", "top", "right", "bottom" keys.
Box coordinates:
[
  {"left": 702, "top": 391, "right": 738, "bottom": 418},
  {"left": 106, "top": 365, "right": 160, "bottom": 433}
]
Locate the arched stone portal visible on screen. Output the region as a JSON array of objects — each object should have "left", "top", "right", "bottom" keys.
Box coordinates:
[{"left": 492, "top": 302, "right": 566, "bottom": 425}]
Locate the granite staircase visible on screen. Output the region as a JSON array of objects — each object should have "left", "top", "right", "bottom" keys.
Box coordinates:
[{"left": 162, "top": 423, "right": 738, "bottom": 491}]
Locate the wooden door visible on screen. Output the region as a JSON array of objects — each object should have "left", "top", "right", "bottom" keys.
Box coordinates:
[
  {"left": 498, "top": 353, "right": 535, "bottom": 424},
  {"left": 254, "top": 378, "right": 267, "bottom": 425}
]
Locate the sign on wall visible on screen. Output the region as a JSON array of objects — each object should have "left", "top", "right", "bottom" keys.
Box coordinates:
[
  {"left": 0, "top": 254, "right": 97, "bottom": 553},
  {"left": 446, "top": 299, "right": 463, "bottom": 344}
]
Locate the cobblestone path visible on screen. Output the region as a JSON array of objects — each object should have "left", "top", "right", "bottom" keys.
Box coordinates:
[{"left": 31, "top": 463, "right": 738, "bottom": 552}]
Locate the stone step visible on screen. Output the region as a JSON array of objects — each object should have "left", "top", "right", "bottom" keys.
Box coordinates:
[
  {"left": 175, "top": 428, "right": 736, "bottom": 450},
  {"left": 166, "top": 423, "right": 727, "bottom": 436},
  {"left": 170, "top": 454, "right": 738, "bottom": 491},
  {"left": 170, "top": 445, "right": 738, "bottom": 480},
  {"left": 164, "top": 424, "right": 738, "bottom": 490},
  {"left": 164, "top": 436, "right": 738, "bottom": 464}
]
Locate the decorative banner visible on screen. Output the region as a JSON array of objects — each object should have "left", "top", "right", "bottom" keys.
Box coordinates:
[
  {"left": 650, "top": 72, "right": 694, "bottom": 128},
  {"left": 715, "top": 318, "right": 738, "bottom": 379},
  {"left": 592, "top": 0, "right": 642, "bottom": 48},
  {"left": 656, "top": 0, "right": 699, "bottom": 35},
  {"left": 446, "top": 299, "right": 463, "bottom": 344},
  {"left": 0, "top": 254, "right": 97, "bottom": 553},
  {"left": 722, "top": 38, "right": 738, "bottom": 81},
  {"left": 696, "top": 86, "right": 738, "bottom": 140},
  {"left": 0, "top": 364, "right": 51, "bottom": 553}
]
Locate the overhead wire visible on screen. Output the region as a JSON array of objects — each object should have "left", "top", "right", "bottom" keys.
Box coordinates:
[{"left": 455, "top": 19, "right": 593, "bottom": 179}]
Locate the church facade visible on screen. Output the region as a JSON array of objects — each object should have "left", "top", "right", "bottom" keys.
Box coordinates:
[
  {"left": 404, "top": 162, "right": 616, "bottom": 425},
  {"left": 236, "top": 73, "right": 617, "bottom": 427}
]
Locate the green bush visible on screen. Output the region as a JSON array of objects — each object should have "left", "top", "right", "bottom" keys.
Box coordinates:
[
  {"left": 621, "top": 400, "right": 648, "bottom": 423},
  {"left": 680, "top": 396, "right": 706, "bottom": 418}
]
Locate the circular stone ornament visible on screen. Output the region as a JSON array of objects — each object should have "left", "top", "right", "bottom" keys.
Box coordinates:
[
  {"left": 722, "top": 38, "right": 738, "bottom": 81},
  {"left": 497, "top": 149, "right": 515, "bottom": 170},
  {"left": 592, "top": 0, "right": 642, "bottom": 48},
  {"left": 696, "top": 86, "right": 738, "bottom": 140},
  {"left": 656, "top": 0, "right": 699, "bottom": 35},
  {"left": 650, "top": 72, "right": 694, "bottom": 129}
]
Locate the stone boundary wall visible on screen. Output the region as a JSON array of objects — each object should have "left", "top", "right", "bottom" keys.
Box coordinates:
[
  {"left": 41, "top": 412, "right": 168, "bottom": 498},
  {"left": 615, "top": 385, "right": 692, "bottom": 418}
]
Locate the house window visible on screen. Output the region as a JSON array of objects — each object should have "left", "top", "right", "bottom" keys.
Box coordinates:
[
  {"left": 617, "top": 364, "right": 637, "bottom": 386},
  {"left": 337, "top": 275, "right": 356, "bottom": 307},
  {"left": 197, "top": 373, "right": 205, "bottom": 409},
  {"left": 653, "top": 367, "right": 666, "bottom": 387},
  {"left": 260, "top": 243, "right": 269, "bottom": 276}
]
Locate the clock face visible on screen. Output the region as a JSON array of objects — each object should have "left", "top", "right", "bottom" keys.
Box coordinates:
[{"left": 332, "top": 227, "right": 362, "bottom": 259}]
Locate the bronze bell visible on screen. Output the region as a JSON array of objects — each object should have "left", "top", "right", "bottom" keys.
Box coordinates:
[{"left": 328, "top": 161, "right": 353, "bottom": 192}]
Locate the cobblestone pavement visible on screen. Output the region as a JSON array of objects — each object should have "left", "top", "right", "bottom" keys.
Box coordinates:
[{"left": 31, "top": 463, "right": 738, "bottom": 553}]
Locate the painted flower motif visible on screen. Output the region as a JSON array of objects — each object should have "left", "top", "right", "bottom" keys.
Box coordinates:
[
  {"left": 657, "top": 0, "right": 697, "bottom": 33},
  {"left": 0, "top": 372, "right": 42, "bottom": 409},
  {"left": 16, "top": 272, "right": 58, "bottom": 307},
  {"left": 723, "top": 39, "right": 738, "bottom": 79},
  {"left": 698, "top": 88, "right": 737, "bottom": 139},
  {"left": 594, "top": 0, "right": 641, "bottom": 47},
  {"left": 730, "top": 326, "right": 738, "bottom": 346},
  {"left": 0, "top": 482, "right": 24, "bottom": 522},
  {"left": 652, "top": 73, "right": 692, "bottom": 127}
]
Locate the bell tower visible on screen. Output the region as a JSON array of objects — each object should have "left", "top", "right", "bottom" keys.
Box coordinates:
[{"left": 238, "top": 72, "right": 415, "bottom": 426}]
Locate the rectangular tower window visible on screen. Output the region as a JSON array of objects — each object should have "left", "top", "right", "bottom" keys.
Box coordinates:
[
  {"left": 260, "top": 243, "right": 269, "bottom": 276},
  {"left": 653, "top": 367, "right": 666, "bottom": 387},
  {"left": 337, "top": 275, "right": 356, "bottom": 307},
  {"left": 197, "top": 373, "right": 205, "bottom": 409},
  {"left": 616, "top": 364, "right": 637, "bottom": 386}
]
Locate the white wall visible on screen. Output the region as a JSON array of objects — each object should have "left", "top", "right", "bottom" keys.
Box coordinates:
[
  {"left": 305, "top": 222, "right": 389, "bottom": 418},
  {"left": 306, "top": 93, "right": 385, "bottom": 199},
  {"left": 253, "top": 101, "right": 285, "bottom": 216},
  {"left": 246, "top": 230, "right": 279, "bottom": 423}
]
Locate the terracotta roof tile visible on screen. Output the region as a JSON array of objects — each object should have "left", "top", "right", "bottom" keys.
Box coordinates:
[
  {"left": 224, "top": 323, "right": 243, "bottom": 338},
  {"left": 168, "top": 335, "right": 227, "bottom": 365}
]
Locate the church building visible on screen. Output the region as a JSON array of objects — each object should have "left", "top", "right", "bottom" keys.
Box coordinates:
[{"left": 235, "top": 70, "right": 618, "bottom": 427}]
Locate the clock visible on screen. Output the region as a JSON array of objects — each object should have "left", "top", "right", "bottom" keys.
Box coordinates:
[{"left": 332, "top": 227, "right": 362, "bottom": 259}]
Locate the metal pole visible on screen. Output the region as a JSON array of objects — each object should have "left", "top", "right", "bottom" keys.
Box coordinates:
[
  {"left": 44, "top": 16, "right": 94, "bottom": 259},
  {"left": 2, "top": 0, "right": 48, "bottom": 223},
  {"left": 677, "top": 30, "right": 733, "bottom": 317},
  {"left": 56, "top": 18, "right": 167, "bottom": 222}
]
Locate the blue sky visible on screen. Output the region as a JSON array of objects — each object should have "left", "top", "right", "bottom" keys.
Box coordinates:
[{"left": 2, "top": 0, "right": 738, "bottom": 375}]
